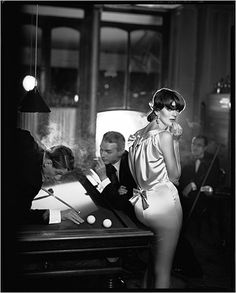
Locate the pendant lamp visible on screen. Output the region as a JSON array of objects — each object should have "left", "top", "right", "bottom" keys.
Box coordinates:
[{"left": 19, "top": 5, "right": 50, "bottom": 113}]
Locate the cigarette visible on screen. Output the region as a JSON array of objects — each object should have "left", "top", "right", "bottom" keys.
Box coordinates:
[{"left": 93, "top": 157, "right": 99, "bottom": 161}]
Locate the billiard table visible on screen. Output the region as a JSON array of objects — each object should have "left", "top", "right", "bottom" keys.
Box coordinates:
[{"left": 16, "top": 180, "right": 153, "bottom": 290}]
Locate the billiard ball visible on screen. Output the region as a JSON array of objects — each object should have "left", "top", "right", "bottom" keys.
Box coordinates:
[
  {"left": 87, "top": 215, "right": 96, "bottom": 224},
  {"left": 103, "top": 219, "right": 112, "bottom": 228}
]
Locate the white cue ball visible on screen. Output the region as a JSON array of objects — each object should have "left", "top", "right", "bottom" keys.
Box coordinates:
[
  {"left": 103, "top": 219, "right": 112, "bottom": 228},
  {"left": 87, "top": 215, "right": 96, "bottom": 224}
]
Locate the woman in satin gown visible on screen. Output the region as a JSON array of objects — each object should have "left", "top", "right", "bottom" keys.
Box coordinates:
[{"left": 128, "top": 88, "right": 186, "bottom": 288}]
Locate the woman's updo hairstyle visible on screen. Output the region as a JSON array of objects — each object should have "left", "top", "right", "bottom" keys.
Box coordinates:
[
  {"left": 48, "top": 145, "right": 75, "bottom": 171},
  {"left": 147, "top": 88, "right": 186, "bottom": 122}
]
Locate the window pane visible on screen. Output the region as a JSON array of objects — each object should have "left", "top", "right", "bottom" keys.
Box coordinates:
[
  {"left": 98, "top": 27, "right": 128, "bottom": 111},
  {"left": 50, "top": 27, "right": 80, "bottom": 107},
  {"left": 96, "top": 110, "right": 148, "bottom": 155},
  {"left": 129, "top": 30, "right": 162, "bottom": 112}
]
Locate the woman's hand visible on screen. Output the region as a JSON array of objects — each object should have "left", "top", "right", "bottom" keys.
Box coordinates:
[
  {"left": 169, "top": 122, "right": 183, "bottom": 140},
  {"left": 128, "top": 134, "right": 136, "bottom": 148}
]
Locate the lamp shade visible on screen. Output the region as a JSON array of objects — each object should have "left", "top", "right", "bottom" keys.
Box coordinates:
[{"left": 19, "top": 87, "right": 51, "bottom": 113}]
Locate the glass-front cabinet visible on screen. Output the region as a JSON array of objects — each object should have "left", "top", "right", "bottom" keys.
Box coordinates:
[{"left": 98, "top": 27, "right": 162, "bottom": 113}]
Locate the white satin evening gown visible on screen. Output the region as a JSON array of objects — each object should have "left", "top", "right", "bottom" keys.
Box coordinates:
[{"left": 128, "top": 128, "right": 182, "bottom": 288}]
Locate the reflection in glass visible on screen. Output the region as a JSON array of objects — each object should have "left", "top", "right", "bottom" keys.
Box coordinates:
[
  {"left": 50, "top": 27, "right": 80, "bottom": 107},
  {"left": 98, "top": 28, "right": 128, "bottom": 111},
  {"left": 129, "top": 30, "right": 162, "bottom": 112},
  {"left": 21, "top": 24, "right": 42, "bottom": 68}
]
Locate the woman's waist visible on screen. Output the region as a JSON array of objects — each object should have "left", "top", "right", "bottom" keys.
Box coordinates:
[
  {"left": 138, "top": 178, "right": 172, "bottom": 190},
  {"left": 130, "top": 180, "right": 178, "bottom": 210},
  {"left": 135, "top": 179, "right": 179, "bottom": 196}
]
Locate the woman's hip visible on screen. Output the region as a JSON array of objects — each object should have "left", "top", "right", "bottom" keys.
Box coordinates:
[
  {"left": 147, "top": 181, "right": 181, "bottom": 208},
  {"left": 134, "top": 182, "right": 182, "bottom": 228}
]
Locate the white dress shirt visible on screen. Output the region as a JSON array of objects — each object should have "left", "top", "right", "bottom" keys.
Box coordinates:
[
  {"left": 86, "top": 169, "right": 111, "bottom": 193},
  {"left": 195, "top": 159, "right": 201, "bottom": 173}
]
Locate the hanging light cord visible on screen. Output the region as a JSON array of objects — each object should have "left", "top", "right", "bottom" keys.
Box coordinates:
[
  {"left": 34, "top": 4, "right": 39, "bottom": 88},
  {"left": 29, "top": 13, "right": 34, "bottom": 76}
]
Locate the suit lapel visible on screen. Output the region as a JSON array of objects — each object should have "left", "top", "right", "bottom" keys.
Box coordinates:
[{"left": 119, "top": 152, "right": 128, "bottom": 184}]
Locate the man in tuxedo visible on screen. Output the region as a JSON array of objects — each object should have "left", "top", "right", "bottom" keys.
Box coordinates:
[
  {"left": 173, "top": 135, "right": 221, "bottom": 278},
  {"left": 92, "top": 131, "right": 137, "bottom": 220},
  {"left": 179, "top": 135, "right": 221, "bottom": 221}
]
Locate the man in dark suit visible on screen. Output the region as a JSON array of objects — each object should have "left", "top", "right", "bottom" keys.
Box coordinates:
[
  {"left": 16, "top": 128, "right": 84, "bottom": 225},
  {"left": 173, "top": 135, "right": 221, "bottom": 278},
  {"left": 92, "top": 131, "right": 137, "bottom": 220},
  {"left": 179, "top": 135, "right": 221, "bottom": 221}
]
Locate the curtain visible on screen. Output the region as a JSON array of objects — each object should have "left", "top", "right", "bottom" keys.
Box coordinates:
[{"left": 41, "top": 107, "right": 77, "bottom": 149}]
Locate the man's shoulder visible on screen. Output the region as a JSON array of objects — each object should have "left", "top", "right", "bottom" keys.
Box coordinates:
[
  {"left": 204, "top": 151, "right": 213, "bottom": 158},
  {"left": 181, "top": 155, "right": 195, "bottom": 168},
  {"left": 203, "top": 152, "right": 220, "bottom": 168},
  {"left": 17, "top": 128, "right": 34, "bottom": 144},
  {"left": 203, "top": 152, "right": 215, "bottom": 163},
  {"left": 121, "top": 150, "right": 129, "bottom": 164}
]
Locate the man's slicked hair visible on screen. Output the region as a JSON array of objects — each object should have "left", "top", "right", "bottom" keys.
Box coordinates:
[{"left": 102, "top": 131, "right": 125, "bottom": 151}]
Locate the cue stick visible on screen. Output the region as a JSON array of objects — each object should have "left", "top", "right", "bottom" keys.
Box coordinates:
[
  {"left": 41, "top": 187, "right": 81, "bottom": 214},
  {"left": 185, "top": 144, "right": 221, "bottom": 224}
]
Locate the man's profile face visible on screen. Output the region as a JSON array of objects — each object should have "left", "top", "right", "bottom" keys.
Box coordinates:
[
  {"left": 43, "top": 158, "right": 67, "bottom": 181},
  {"left": 191, "top": 137, "right": 207, "bottom": 159},
  {"left": 100, "top": 140, "right": 123, "bottom": 165}
]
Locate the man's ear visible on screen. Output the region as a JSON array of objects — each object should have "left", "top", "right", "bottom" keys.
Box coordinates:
[{"left": 118, "top": 149, "right": 125, "bottom": 157}]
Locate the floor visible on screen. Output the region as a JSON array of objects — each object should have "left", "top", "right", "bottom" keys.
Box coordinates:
[{"left": 125, "top": 196, "right": 234, "bottom": 291}]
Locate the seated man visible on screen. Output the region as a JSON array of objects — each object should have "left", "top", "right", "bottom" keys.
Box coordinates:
[
  {"left": 178, "top": 134, "right": 221, "bottom": 222},
  {"left": 88, "top": 131, "right": 137, "bottom": 221}
]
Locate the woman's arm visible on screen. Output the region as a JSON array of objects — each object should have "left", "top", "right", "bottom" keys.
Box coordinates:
[
  {"left": 159, "top": 131, "right": 181, "bottom": 183},
  {"left": 173, "top": 138, "right": 181, "bottom": 175}
]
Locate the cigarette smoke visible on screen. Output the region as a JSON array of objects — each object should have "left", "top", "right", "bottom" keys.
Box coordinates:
[{"left": 40, "top": 122, "right": 95, "bottom": 172}]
